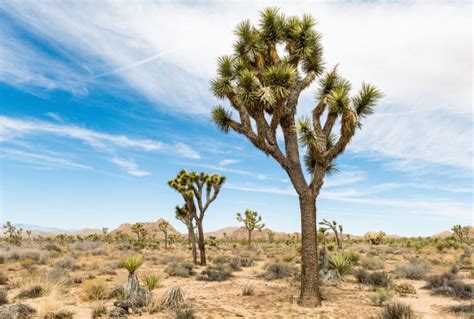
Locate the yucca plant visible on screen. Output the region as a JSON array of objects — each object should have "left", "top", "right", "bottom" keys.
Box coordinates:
[
  {"left": 329, "top": 253, "right": 352, "bottom": 276},
  {"left": 142, "top": 275, "right": 159, "bottom": 291},
  {"left": 122, "top": 256, "right": 144, "bottom": 274},
  {"left": 210, "top": 6, "right": 382, "bottom": 307}
]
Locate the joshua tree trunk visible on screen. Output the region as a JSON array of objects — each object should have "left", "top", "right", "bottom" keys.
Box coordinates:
[
  {"left": 248, "top": 229, "right": 252, "bottom": 249},
  {"left": 298, "top": 191, "right": 321, "bottom": 307},
  {"left": 196, "top": 221, "right": 206, "bottom": 266},
  {"left": 125, "top": 273, "right": 141, "bottom": 299},
  {"left": 187, "top": 222, "right": 198, "bottom": 264},
  {"left": 164, "top": 232, "right": 168, "bottom": 249}
]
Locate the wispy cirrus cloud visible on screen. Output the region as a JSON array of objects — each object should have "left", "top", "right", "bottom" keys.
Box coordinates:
[{"left": 109, "top": 157, "right": 150, "bottom": 177}]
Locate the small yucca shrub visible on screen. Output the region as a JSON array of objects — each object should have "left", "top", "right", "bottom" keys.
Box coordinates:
[
  {"left": 242, "top": 284, "right": 255, "bottom": 296},
  {"left": 329, "top": 254, "right": 352, "bottom": 275},
  {"left": 378, "top": 302, "right": 414, "bottom": 319},
  {"left": 121, "top": 256, "right": 144, "bottom": 274},
  {"left": 369, "top": 288, "right": 395, "bottom": 306},
  {"left": 142, "top": 275, "right": 159, "bottom": 291}
]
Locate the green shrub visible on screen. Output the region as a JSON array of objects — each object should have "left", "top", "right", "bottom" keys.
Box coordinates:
[
  {"left": 361, "top": 257, "right": 384, "bottom": 270},
  {"left": 143, "top": 275, "right": 159, "bottom": 291},
  {"left": 355, "top": 269, "right": 391, "bottom": 288},
  {"left": 327, "top": 243, "right": 335, "bottom": 251},
  {"left": 329, "top": 253, "right": 352, "bottom": 275},
  {"left": 369, "top": 288, "right": 395, "bottom": 306},
  {"left": 378, "top": 302, "right": 414, "bottom": 319},
  {"left": 261, "top": 262, "right": 295, "bottom": 280},
  {"left": 282, "top": 255, "right": 295, "bottom": 263},
  {"left": 165, "top": 261, "right": 194, "bottom": 278},
  {"left": 91, "top": 304, "right": 108, "bottom": 318},
  {"left": 425, "top": 273, "right": 472, "bottom": 300},
  {"left": 395, "top": 263, "right": 428, "bottom": 280},
  {"left": 344, "top": 251, "right": 360, "bottom": 264}
]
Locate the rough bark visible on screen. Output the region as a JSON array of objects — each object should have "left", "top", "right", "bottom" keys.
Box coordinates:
[
  {"left": 196, "top": 221, "right": 206, "bottom": 266},
  {"left": 298, "top": 191, "right": 322, "bottom": 307},
  {"left": 187, "top": 222, "right": 198, "bottom": 264},
  {"left": 248, "top": 229, "right": 252, "bottom": 249}
]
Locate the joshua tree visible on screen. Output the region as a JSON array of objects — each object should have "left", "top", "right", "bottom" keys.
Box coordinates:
[
  {"left": 319, "top": 219, "right": 343, "bottom": 249},
  {"left": 210, "top": 7, "right": 382, "bottom": 306},
  {"left": 3, "top": 221, "right": 23, "bottom": 246},
  {"left": 131, "top": 223, "right": 147, "bottom": 245},
  {"left": 158, "top": 220, "right": 170, "bottom": 249},
  {"left": 168, "top": 170, "right": 226, "bottom": 265},
  {"left": 267, "top": 229, "right": 275, "bottom": 243},
  {"left": 236, "top": 209, "right": 265, "bottom": 248},
  {"left": 175, "top": 204, "right": 198, "bottom": 264},
  {"left": 121, "top": 256, "right": 149, "bottom": 307},
  {"left": 26, "top": 229, "right": 32, "bottom": 240},
  {"left": 452, "top": 225, "right": 470, "bottom": 243}
]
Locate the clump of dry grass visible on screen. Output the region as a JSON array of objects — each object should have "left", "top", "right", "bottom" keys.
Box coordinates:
[
  {"left": 36, "top": 293, "right": 74, "bottom": 319},
  {"left": 81, "top": 278, "right": 109, "bottom": 301}
]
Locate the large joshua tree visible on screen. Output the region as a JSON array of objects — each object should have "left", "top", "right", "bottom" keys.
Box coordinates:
[
  {"left": 210, "top": 8, "right": 382, "bottom": 306},
  {"left": 168, "top": 170, "right": 226, "bottom": 266},
  {"left": 236, "top": 209, "right": 265, "bottom": 248},
  {"left": 175, "top": 204, "right": 198, "bottom": 264}
]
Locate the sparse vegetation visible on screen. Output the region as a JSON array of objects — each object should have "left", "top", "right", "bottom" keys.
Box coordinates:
[
  {"left": 368, "top": 288, "right": 395, "bottom": 306},
  {"left": 143, "top": 275, "right": 160, "bottom": 291},
  {"left": 329, "top": 253, "right": 352, "bottom": 276},
  {"left": 165, "top": 261, "right": 195, "bottom": 278},
  {"left": 262, "top": 262, "right": 295, "bottom": 280},
  {"left": 81, "top": 278, "right": 109, "bottom": 301},
  {"left": 197, "top": 264, "right": 233, "bottom": 282},
  {"left": 378, "top": 302, "right": 414, "bottom": 319},
  {"left": 236, "top": 209, "right": 265, "bottom": 248}
]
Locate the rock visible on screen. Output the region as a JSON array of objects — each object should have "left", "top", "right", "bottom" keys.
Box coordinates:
[
  {"left": 396, "top": 283, "right": 417, "bottom": 295},
  {"left": 0, "top": 304, "right": 36, "bottom": 319}
]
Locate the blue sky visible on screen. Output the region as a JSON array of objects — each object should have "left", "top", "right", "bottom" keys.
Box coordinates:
[{"left": 0, "top": 1, "right": 472, "bottom": 236}]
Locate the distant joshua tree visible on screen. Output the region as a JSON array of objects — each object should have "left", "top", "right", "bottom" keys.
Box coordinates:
[
  {"left": 168, "top": 170, "right": 225, "bottom": 265},
  {"left": 236, "top": 209, "right": 265, "bottom": 248},
  {"left": 210, "top": 7, "right": 382, "bottom": 306},
  {"left": 319, "top": 219, "right": 343, "bottom": 249},
  {"left": 158, "top": 220, "right": 170, "bottom": 249},
  {"left": 131, "top": 223, "right": 147, "bottom": 243},
  {"left": 452, "top": 225, "right": 470, "bottom": 243},
  {"left": 175, "top": 204, "right": 198, "bottom": 264},
  {"left": 3, "top": 221, "right": 23, "bottom": 246},
  {"left": 26, "top": 229, "right": 32, "bottom": 240}
]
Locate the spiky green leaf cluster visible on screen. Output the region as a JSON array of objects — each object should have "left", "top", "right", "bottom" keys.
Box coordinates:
[
  {"left": 168, "top": 170, "right": 226, "bottom": 198},
  {"left": 211, "top": 105, "right": 232, "bottom": 133},
  {"left": 236, "top": 209, "right": 265, "bottom": 231},
  {"left": 352, "top": 83, "right": 383, "bottom": 118}
]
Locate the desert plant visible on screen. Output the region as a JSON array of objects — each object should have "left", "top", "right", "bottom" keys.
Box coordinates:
[
  {"left": 378, "top": 302, "right": 414, "bottom": 319},
  {"left": 344, "top": 251, "right": 360, "bottom": 264},
  {"left": 210, "top": 6, "right": 382, "bottom": 307},
  {"left": 262, "top": 262, "right": 295, "bottom": 280},
  {"left": 367, "top": 231, "right": 387, "bottom": 245},
  {"left": 0, "top": 272, "right": 7, "bottom": 285},
  {"left": 451, "top": 225, "right": 470, "bottom": 243},
  {"left": 55, "top": 256, "right": 80, "bottom": 271},
  {"left": 91, "top": 303, "right": 108, "bottom": 318},
  {"left": 329, "top": 253, "right": 352, "bottom": 276},
  {"left": 395, "top": 283, "right": 416, "bottom": 295},
  {"left": 369, "top": 288, "right": 395, "bottom": 306},
  {"left": 319, "top": 219, "right": 344, "bottom": 249},
  {"left": 159, "top": 285, "right": 186, "bottom": 311},
  {"left": 236, "top": 209, "right": 265, "bottom": 248},
  {"left": 17, "top": 285, "right": 44, "bottom": 299},
  {"left": 158, "top": 220, "right": 170, "bottom": 249},
  {"left": 121, "top": 256, "right": 147, "bottom": 303},
  {"left": 131, "top": 223, "right": 147, "bottom": 245},
  {"left": 424, "top": 272, "right": 472, "bottom": 300},
  {"left": 0, "top": 290, "right": 7, "bottom": 305},
  {"left": 142, "top": 275, "right": 160, "bottom": 291},
  {"left": 165, "top": 261, "right": 194, "bottom": 278},
  {"left": 168, "top": 170, "right": 226, "bottom": 266},
  {"left": 242, "top": 284, "right": 255, "bottom": 296},
  {"left": 450, "top": 304, "right": 474, "bottom": 314},
  {"left": 175, "top": 204, "right": 198, "bottom": 264},
  {"left": 361, "top": 257, "right": 384, "bottom": 270},
  {"left": 3, "top": 221, "right": 23, "bottom": 246},
  {"left": 355, "top": 269, "right": 392, "bottom": 288},
  {"left": 122, "top": 256, "right": 144, "bottom": 274},
  {"left": 395, "top": 263, "right": 428, "bottom": 280},
  {"left": 81, "top": 279, "right": 109, "bottom": 301},
  {"left": 197, "top": 264, "right": 233, "bottom": 282}
]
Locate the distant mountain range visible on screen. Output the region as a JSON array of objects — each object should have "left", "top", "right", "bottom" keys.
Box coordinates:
[{"left": 2, "top": 222, "right": 472, "bottom": 240}]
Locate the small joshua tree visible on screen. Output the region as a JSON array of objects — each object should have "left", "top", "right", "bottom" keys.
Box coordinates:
[
  {"left": 452, "top": 225, "right": 470, "bottom": 243},
  {"left": 26, "top": 229, "right": 32, "bottom": 240},
  {"left": 267, "top": 230, "right": 275, "bottom": 243},
  {"left": 175, "top": 204, "right": 198, "bottom": 264},
  {"left": 319, "top": 219, "right": 343, "bottom": 249},
  {"left": 210, "top": 7, "right": 382, "bottom": 306},
  {"left": 131, "top": 223, "right": 147, "bottom": 244},
  {"left": 236, "top": 209, "right": 265, "bottom": 248},
  {"left": 158, "top": 220, "right": 170, "bottom": 249},
  {"left": 3, "top": 221, "right": 23, "bottom": 246},
  {"left": 168, "top": 170, "right": 226, "bottom": 266}
]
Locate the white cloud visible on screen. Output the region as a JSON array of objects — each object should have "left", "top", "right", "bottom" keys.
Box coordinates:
[
  {"left": 1, "top": 148, "right": 91, "bottom": 170},
  {"left": 0, "top": 1, "right": 471, "bottom": 174},
  {"left": 110, "top": 157, "right": 150, "bottom": 177},
  {"left": 219, "top": 159, "right": 239, "bottom": 166},
  {"left": 175, "top": 142, "right": 201, "bottom": 159}
]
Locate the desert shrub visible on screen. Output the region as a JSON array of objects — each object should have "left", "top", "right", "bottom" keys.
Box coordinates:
[
  {"left": 329, "top": 253, "right": 352, "bottom": 275},
  {"left": 395, "top": 263, "right": 428, "bottom": 280},
  {"left": 0, "top": 272, "right": 7, "bottom": 285},
  {"left": 344, "top": 251, "right": 360, "bottom": 264},
  {"left": 228, "top": 257, "right": 242, "bottom": 271},
  {"left": 212, "top": 255, "right": 229, "bottom": 264},
  {"left": 355, "top": 269, "right": 392, "bottom": 288},
  {"left": 121, "top": 256, "right": 144, "bottom": 274},
  {"left": 69, "top": 240, "right": 101, "bottom": 251},
  {"left": 0, "top": 290, "right": 7, "bottom": 305},
  {"left": 17, "top": 285, "right": 44, "bottom": 299},
  {"left": 242, "top": 284, "right": 255, "bottom": 296},
  {"left": 91, "top": 304, "right": 108, "bottom": 318},
  {"left": 450, "top": 304, "right": 474, "bottom": 314},
  {"left": 326, "top": 243, "right": 335, "bottom": 251},
  {"left": 0, "top": 255, "right": 4, "bottom": 264},
  {"left": 0, "top": 304, "right": 36, "bottom": 318},
  {"left": 43, "top": 309, "right": 74, "bottom": 319},
  {"left": 361, "top": 257, "right": 384, "bottom": 270},
  {"left": 239, "top": 257, "right": 254, "bottom": 267},
  {"left": 282, "top": 254, "right": 295, "bottom": 263},
  {"left": 55, "top": 256, "right": 80, "bottom": 271},
  {"left": 9, "top": 249, "right": 44, "bottom": 263},
  {"left": 81, "top": 279, "right": 109, "bottom": 301},
  {"left": 426, "top": 277, "right": 472, "bottom": 300},
  {"left": 262, "top": 262, "right": 295, "bottom": 280},
  {"left": 425, "top": 272, "right": 456, "bottom": 288},
  {"left": 197, "top": 264, "right": 233, "bottom": 282},
  {"left": 369, "top": 288, "right": 395, "bottom": 306},
  {"left": 44, "top": 244, "right": 62, "bottom": 253},
  {"left": 165, "top": 261, "right": 194, "bottom": 278},
  {"left": 142, "top": 275, "right": 159, "bottom": 291},
  {"left": 378, "top": 302, "right": 414, "bottom": 319},
  {"left": 175, "top": 306, "right": 196, "bottom": 319},
  {"left": 44, "top": 267, "right": 71, "bottom": 285},
  {"left": 395, "top": 283, "right": 416, "bottom": 295}
]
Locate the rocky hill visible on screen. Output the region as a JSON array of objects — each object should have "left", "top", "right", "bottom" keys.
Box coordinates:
[
  {"left": 205, "top": 226, "right": 290, "bottom": 240},
  {"left": 110, "top": 218, "right": 182, "bottom": 240}
]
